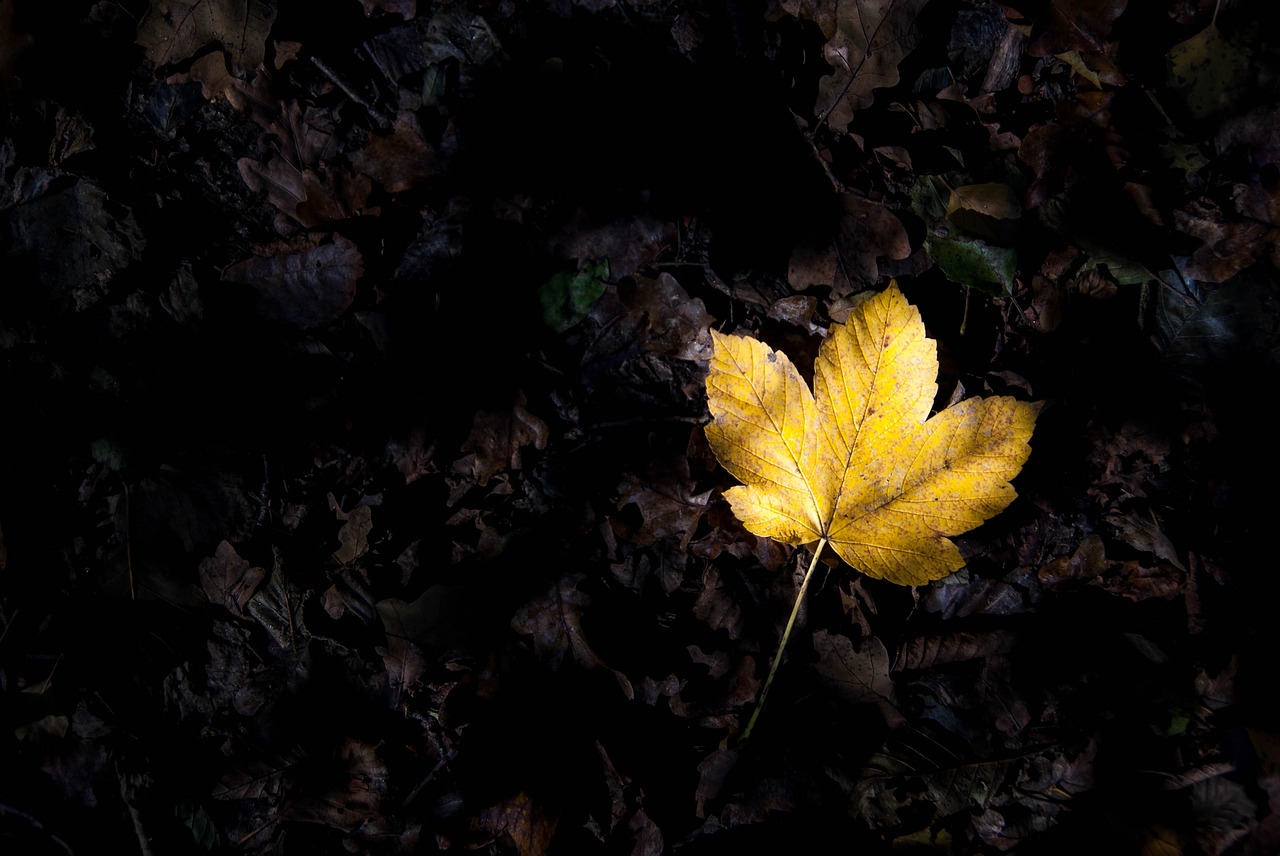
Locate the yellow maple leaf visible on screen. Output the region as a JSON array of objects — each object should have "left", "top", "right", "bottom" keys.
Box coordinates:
[
  {"left": 706, "top": 283, "right": 1038, "bottom": 586},
  {"left": 706, "top": 284, "right": 1039, "bottom": 741}
]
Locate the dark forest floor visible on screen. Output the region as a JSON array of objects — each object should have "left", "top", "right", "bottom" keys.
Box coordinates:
[{"left": 3, "top": 0, "right": 1280, "bottom": 853}]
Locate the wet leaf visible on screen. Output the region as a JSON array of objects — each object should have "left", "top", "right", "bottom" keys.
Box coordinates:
[{"left": 704, "top": 283, "right": 1039, "bottom": 585}]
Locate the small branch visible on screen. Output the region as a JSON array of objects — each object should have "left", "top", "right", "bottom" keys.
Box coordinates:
[
  {"left": 739, "top": 538, "right": 828, "bottom": 745},
  {"left": 310, "top": 56, "right": 391, "bottom": 128}
]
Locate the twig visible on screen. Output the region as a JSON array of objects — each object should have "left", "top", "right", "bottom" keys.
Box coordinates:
[{"left": 310, "top": 56, "right": 391, "bottom": 128}]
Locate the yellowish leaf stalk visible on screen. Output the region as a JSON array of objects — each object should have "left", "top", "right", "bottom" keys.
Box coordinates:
[{"left": 740, "top": 538, "right": 828, "bottom": 744}]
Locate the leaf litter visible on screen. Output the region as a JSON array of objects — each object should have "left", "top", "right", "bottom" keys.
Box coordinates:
[{"left": 2, "top": 0, "right": 1279, "bottom": 854}]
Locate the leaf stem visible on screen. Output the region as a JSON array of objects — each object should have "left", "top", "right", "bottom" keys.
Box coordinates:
[{"left": 739, "top": 538, "right": 828, "bottom": 745}]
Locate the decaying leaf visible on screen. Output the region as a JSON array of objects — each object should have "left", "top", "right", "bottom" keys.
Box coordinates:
[
  {"left": 222, "top": 235, "right": 362, "bottom": 328},
  {"left": 1026, "top": 0, "right": 1127, "bottom": 57},
  {"left": 705, "top": 283, "right": 1038, "bottom": 586},
  {"left": 199, "top": 540, "right": 265, "bottom": 614},
  {"left": 136, "top": 0, "right": 278, "bottom": 76},
  {"left": 511, "top": 573, "right": 633, "bottom": 699},
  {"left": 0, "top": 174, "right": 145, "bottom": 311},
  {"left": 460, "top": 393, "right": 549, "bottom": 487},
  {"left": 1167, "top": 20, "right": 1251, "bottom": 121},
  {"left": 473, "top": 791, "right": 558, "bottom": 856},
  {"left": 813, "top": 0, "right": 932, "bottom": 133},
  {"left": 348, "top": 111, "right": 438, "bottom": 193},
  {"left": 810, "top": 629, "right": 894, "bottom": 706}
]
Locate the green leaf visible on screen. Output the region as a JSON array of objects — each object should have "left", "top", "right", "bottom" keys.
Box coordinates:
[
  {"left": 925, "top": 234, "right": 1017, "bottom": 295},
  {"left": 539, "top": 259, "right": 609, "bottom": 332}
]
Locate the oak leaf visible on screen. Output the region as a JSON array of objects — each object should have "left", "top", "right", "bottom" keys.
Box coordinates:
[{"left": 705, "top": 284, "right": 1038, "bottom": 586}]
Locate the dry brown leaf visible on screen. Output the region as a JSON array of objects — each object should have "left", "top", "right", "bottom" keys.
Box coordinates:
[
  {"left": 349, "top": 112, "right": 438, "bottom": 193},
  {"left": 333, "top": 503, "right": 373, "bottom": 565},
  {"left": 615, "top": 456, "right": 712, "bottom": 549},
  {"left": 198, "top": 540, "right": 265, "bottom": 614},
  {"left": 1175, "top": 199, "right": 1268, "bottom": 283},
  {"left": 473, "top": 792, "right": 558, "bottom": 856},
  {"left": 136, "top": 0, "right": 277, "bottom": 76},
  {"left": 511, "top": 573, "right": 633, "bottom": 699},
  {"left": 810, "top": 629, "right": 894, "bottom": 705},
  {"left": 1026, "top": 0, "right": 1127, "bottom": 57},
  {"left": 461, "top": 394, "right": 549, "bottom": 487},
  {"left": 223, "top": 235, "right": 363, "bottom": 328},
  {"left": 814, "top": 0, "right": 932, "bottom": 133}
]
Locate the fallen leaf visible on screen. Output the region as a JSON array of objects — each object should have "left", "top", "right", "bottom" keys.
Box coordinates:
[
  {"left": 615, "top": 455, "right": 712, "bottom": 549},
  {"left": 893, "top": 629, "right": 1016, "bottom": 671},
  {"left": 213, "top": 745, "right": 307, "bottom": 801},
  {"left": 1026, "top": 0, "right": 1127, "bottom": 57},
  {"left": 460, "top": 393, "right": 549, "bottom": 487},
  {"left": 332, "top": 503, "right": 373, "bottom": 564},
  {"left": 925, "top": 233, "right": 1018, "bottom": 296},
  {"left": 810, "top": 629, "right": 894, "bottom": 705},
  {"left": 348, "top": 111, "right": 437, "bottom": 193},
  {"left": 814, "top": 0, "right": 932, "bottom": 133},
  {"left": 832, "top": 193, "right": 912, "bottom": 297},
  {"left": 1174, "top": 199, "right": 1267, "bottom": 283},
  {"left": 288, "top": 738, "right": 386, "bottom": 830},
  {"left": 473, "top": 791, "right": 558, "bottom": 856},
  {"left": 1167, "top": 21, "right": 1251, "bottom": 121},
  {"left": 946, "top": 182, "right": 1023, "bottom": 241},
  {"left": 222, "top": 235, "right": 363, "bottom": 328},
  {"left": 136, "top": 0, "right": 278, "bottom": 76},
  {"left": 511, "top": 573, "right": 633, "bottom": 698},
  {"left": 540, "top": 259, "right": 610, "bottom": 333},
  {"left": 705, "top": 283, "right": 1038, "bottom": 585},
  {"left": 198, "top": 540, "right": 265, "bottom": 614},
  {"left": 1, "top": 174, "right": 145, "bottom": 311},
  {"left": 947, "top": 182, "right": 1023, "bottom": 222},
  {"left": 246, "top": 570, "right": 309, "bottom": 655}
]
